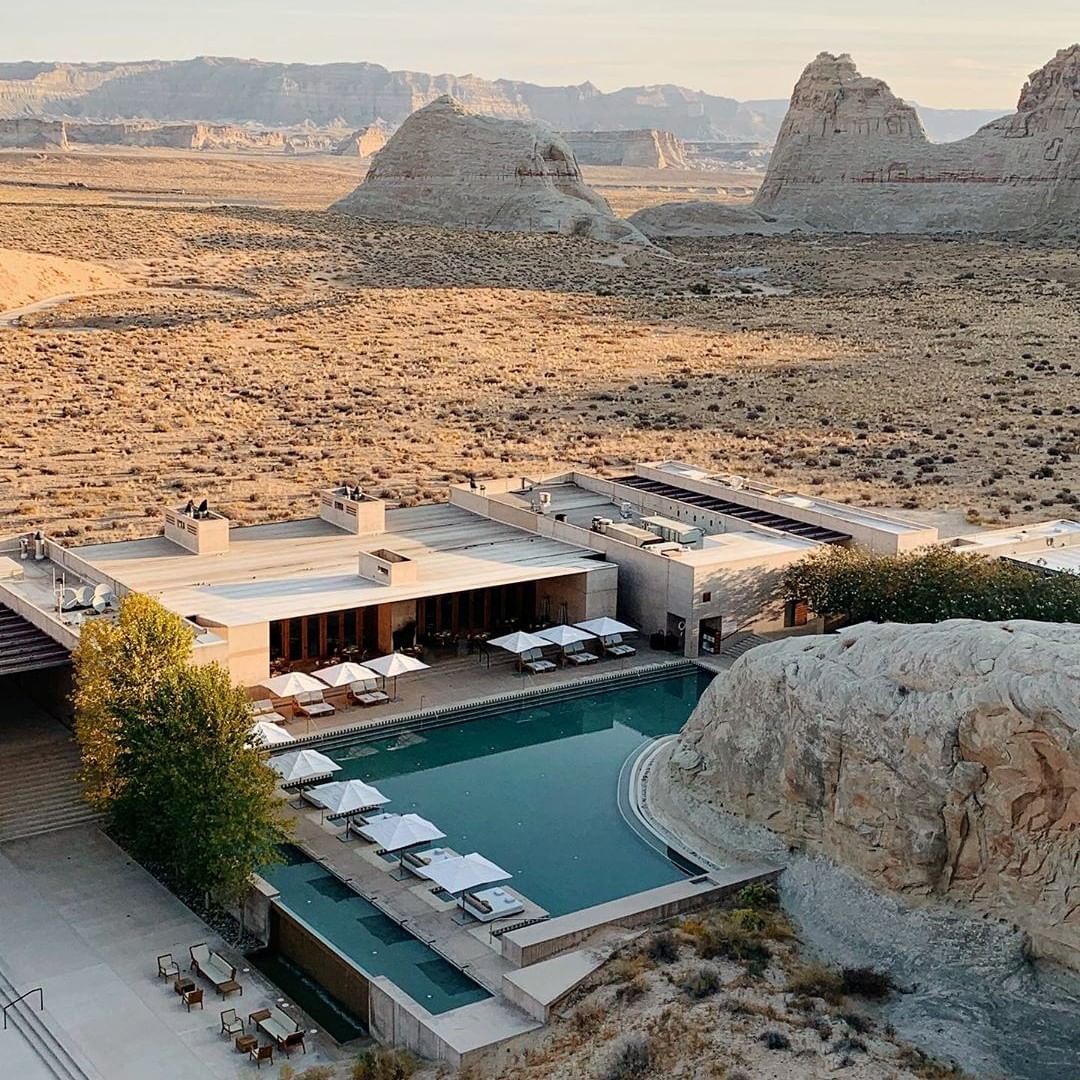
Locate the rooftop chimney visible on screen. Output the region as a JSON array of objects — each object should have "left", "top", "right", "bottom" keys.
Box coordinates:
[
  {"left": 164, "top": 501, "right": 230, "bottom": 555},
  {"left": 319, "top": 485, "right": 386, "bottom": 535}
]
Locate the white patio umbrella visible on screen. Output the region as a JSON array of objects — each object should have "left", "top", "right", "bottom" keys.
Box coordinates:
[
  {"left": 575, "top": 617, "right": 637, "bottom": 639},
  {"left": 361, "top": 813, "right": 445, "bottom": 852},
  {"left": 366, "top": 652, "right": 430, "bottom": 700},
  {"left": 311, "top": 662, "right": 379, "bottom": 688},
  {"left": 249, "top": 720, "right": 296, "bottom": 748},
  {"left": 304, "top": 779, "right": 390, "bottom": 818},
  {"left": 487, "top": 631, "right": 551, "bottom": 654},
  {"left": 260, "top": 671, "right": 327, "bottom": 698},
  {"left": 425, "top": 853, "right": 512, "bottom": 918},
  {"left": 269, "top": 748, "right": 341, "bottom": 786},
  {"left": 536, "top": 625, "right": 596, "bottom": 647}
]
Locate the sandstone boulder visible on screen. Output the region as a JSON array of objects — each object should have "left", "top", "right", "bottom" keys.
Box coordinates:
[
  {"left": 666, "top": 620, "right": 1080, "bottom": 967},
  {"left": 332, "top": 96, "right": 645, "bottom": 243},
  {"left": 753, "top": 46, "right": 1080, "bottom": 235},
  {"left": 629, "top": 201, "right": 804, "bottom": 238}
]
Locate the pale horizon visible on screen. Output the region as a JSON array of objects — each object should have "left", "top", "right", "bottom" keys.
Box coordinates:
[{"left": 5, "top": 1, "right": 1077, "bottom": 109}]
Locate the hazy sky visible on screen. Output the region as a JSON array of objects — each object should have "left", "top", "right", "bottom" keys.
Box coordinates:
[{"left": 7, "top": 2, "right": 1077, "bottom": 108}]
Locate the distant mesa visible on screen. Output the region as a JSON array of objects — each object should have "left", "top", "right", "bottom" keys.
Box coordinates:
[
  {"left": 332, "top": 123, "right": 389, "bottom": 158},
  {"left": 332, "top": 96, "right": 646, "bottom": 244},
  {"left": 752, "top": 46, "right": 1080, "bottom": 235},
  {"left": 562, "top": 129, "right": 689, "bottom": 169},
  {"left": 0, "top": 117, "right": 68, "bottom": 150},
  {"left": 0, "top": 116, "right": 286, "bottom": 152}
]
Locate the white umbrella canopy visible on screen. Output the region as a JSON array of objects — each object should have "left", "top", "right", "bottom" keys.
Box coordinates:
[
  {"left": 304, "top": 779, "right": 389, "bottom": 816},
  {"left": 260, "top": 671, "right": 327, "bottom": 697},
  {"left": 487, "top": 631, "right": 551, "bottom": 655},
  {"left": 366, "top": 653, "right": 430, "bottom": 678},
  {"left": 424, "top": 853, "right": 511, "bottom": 896},
  {"left": 312, "top": 662, "right": 378, "bottom": 688},
  {"left": 536, "top": 625, "right": 596, "bottom": 647},
  {"left": 249, "top": 720, "right": 296, "bottom": 748},
  {"left": 269, "top": 749, "right": 341, "bottom": 784},
  {"left": 575, "top": 617, "right": 637, "bottom": 638},
  {"left": 361, "top": 813, "right": 445, "bottom": 853}
]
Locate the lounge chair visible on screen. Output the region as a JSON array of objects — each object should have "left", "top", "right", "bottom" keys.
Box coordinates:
[
  {"left": 462, "top": 886, "right": 525, "bottom": 923},
  {"left": 348, "top": 812, "right": 396, "bottom": 842},
  {"left": 401, "top": 847, "right": 455, "bottom": 880},
  {"left": 521, "top": 648, "right": 556, "bottom": 674},
  {"left": 249, "top": 1044, "right": 274, "bottom": 1068},
  {"left": 349, "top": 679, "right": 389, "bottom": 707},
  {"left": 293, "top": 690, "right": 335, "bottom": 719},
  {"left": 157, "top": 953, "right": 179, "bottom": 980},
  {"left": 561, "top": 641, "right": 598, "bottom": 666},
  {"left": 189, "top": 943, "right": 237, "bottom": 991},
  {"left": 602, "top": 634, "right": 636, "bottom": 658},
  {"left": 252, "top": 1006, "right": 304, "bottom": 1054},
  {"left": 220, "top": 1008, "right": 244, "bottom": 1037},
  {"left": 250, "top": 699, "right": 287, "bottom": 723}
]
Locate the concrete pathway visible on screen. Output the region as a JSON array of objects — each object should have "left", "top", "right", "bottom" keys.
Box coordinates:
[{"left": 0, "top": 827, "right": 343, "bottom": 1080}]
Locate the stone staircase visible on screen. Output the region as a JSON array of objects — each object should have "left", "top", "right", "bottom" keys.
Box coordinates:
[
  {"left": 716, "top": 631, "right": 771, "bottom": 663},
  {"left": 0, "top": 721, "right": 99, "bottom": 844}
]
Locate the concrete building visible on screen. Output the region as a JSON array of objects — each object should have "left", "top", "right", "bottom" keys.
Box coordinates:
[{"left": 948, "top": 519, "right": 1080, "bottom": 576}]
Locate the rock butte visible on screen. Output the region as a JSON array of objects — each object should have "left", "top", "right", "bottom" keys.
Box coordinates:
[
  {"left": 332, "top": 124, "right": 388, "bottom": 157},
  {"left": 562, "top": 129, "right": 688, "bottom": 169},
  {"left": 637, "top": 44, "right": 1080, "bottom": 237},
  {"left": 333, "top": 95, "right": 645, "bottom": 243},
  {"left": 662, "top": 620, "right": 1080, "bottom": 969}
]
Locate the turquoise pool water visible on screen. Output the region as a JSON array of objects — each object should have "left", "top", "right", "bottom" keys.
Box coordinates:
[
  {"left": 260, "top": 847, "right": 490, "bottom": 1014},
  {"left": 327, "top": 669, "right": 713, "bottom": 916}
]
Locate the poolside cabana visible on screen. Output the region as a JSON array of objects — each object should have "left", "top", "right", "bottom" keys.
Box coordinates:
[
  {"left": 423, "top": 853, "right": 513, "bottom": 922},
  {"left": 269, "top": 749, "right": 341, "bottom": 788},
  {"left": 302, "top": 778, "right": 389, "bottom": 825},
  {"left": 366, "top": 652, "right": 430, "bottom": 701},
  {"left": 249, "top": 719, "right": 296, "bottom": 749}
]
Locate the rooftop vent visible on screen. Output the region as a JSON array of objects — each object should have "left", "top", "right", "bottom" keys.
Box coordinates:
[
  {"left": 164, "top": 500, "right": 229, "bottom": 554},
  {"left": 320, "top": 485, "right": 386, "bottom": 535},
  {"left": 358, "top": 547, "right": 417, "bottom": 586}
]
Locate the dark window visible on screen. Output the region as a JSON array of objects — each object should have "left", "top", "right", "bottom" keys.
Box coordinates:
[
  {"left": 288, "top": 619, "right": 301, "bottom": 659},
  {"left": 702, "top": 592, "right": 712, "bottom": 603},
  {"left": 269, "top": 621, "right": 283, "bottom": 661}
]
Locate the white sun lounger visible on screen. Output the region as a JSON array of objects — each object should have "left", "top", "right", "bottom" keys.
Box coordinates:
[
  {"left": 521, "top": 647, "right": 556, "bottom": 674},
  {"left": 349, "top": 679, "right": 390, "bottom": 707},
  {"left": 462, "top": 886, "right": 525, "bottom": 923},
  {"left": 561, "top": 641, "right": 598, "bottom": 666},
  {"left": 400, "top": 847, "right": 456, "bottom": 880},
  {"left": 251, "top": 698, "right": 289, "bottom": 723},
  {"left": 294, "top": 690, "right": 335, "bottom": 718},
  {"left": 348, "top": 812, "right": 398, "bottom": 841},
  {"left": 602, "top": 634, "right": 636, "bottom": 658}
]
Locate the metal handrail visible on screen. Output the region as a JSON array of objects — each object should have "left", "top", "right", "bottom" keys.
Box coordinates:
[{"left": 3, "top": 987, "right": 43, "bottom": 1029}]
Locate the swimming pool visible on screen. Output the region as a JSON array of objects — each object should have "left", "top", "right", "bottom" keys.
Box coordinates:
[
  {"left": 260, "top": 846, "right": 491, "bottom": 1015},
  {"left": 323, "top": 667, "right": 713, "bottom": 916}
]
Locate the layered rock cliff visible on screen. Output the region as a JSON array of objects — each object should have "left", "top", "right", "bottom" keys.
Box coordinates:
[
  {"left": 562, "top": 129, "right": 689, "bottom": 168},
  {"left": 664, "top": 620, "right": 1080, "bottom": 967},
  {"left": 0, "top": 117, "right": 68, "bottom": 149},
  {"left": 333, "top": 96, "right": 645, "bottom": 243},
  {"left": 333, "top": 124, "right": 388, "bottom": 157},
  {"left": 753, "top": 47, "right": 1080, "bottom": 234}
]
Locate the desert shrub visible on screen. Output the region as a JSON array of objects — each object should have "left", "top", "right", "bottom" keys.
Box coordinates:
[
  {"left": 837, "top": 1010, "right": 874, "bottom": 1035},
  {"left": 735, "top": 882, "right": 779, "bottom": 911},
  {"left": 783, "top": 543, "right": 1080, "bottom": 624},
  {"left": 601, "top": 1033, "right": 654, "bottom": 1080},
  {"left": 615, "top": 973, "right": 649, "bottom": 1003},
  {"left": 694, "top": 921, "right": 772, "bottom": 977},
  {"left": 786, "top": 963, "right": 845, "bottom": 1004},
  {"left": 351, "top": 1047, "right": 418, "bottom": 1080},
  {"left": 680, "top": 964, "right": 722, "bottom": 999},
  {"left": 760, "top": 1030, "right": 791, "bottom": 1051},
  {"left": 728, "top": 907, "right": 767, "bottom": 932},
  {"left": 571, "top": 1000, "right": 607, "bottom": 1033},
  {"left": 296, "top": 1068, "right": 336, "bottom": 1080},
  {"left": 841, "top": 966, "right": 894, "bottom": 999},
  {"left": 647, "top": 930, "right": 679, "bottom": 963}
]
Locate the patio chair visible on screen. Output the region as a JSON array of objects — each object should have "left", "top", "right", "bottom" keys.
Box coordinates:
[
  {"left": 562, "top": 641, "right": 598, "bottom": 666},
  {"left": 280, "top": 1030, "right": 306, "bottom": 1056},
  {"left": 249, "top": 1043, "right": 274, "bottom": 1068},
  {"left": 250, "top": 698, "right": 287, "bottom": 723},
  {"left": 349, "top": 680, "right": 389, "bottom": 707},
  {"left": 183, "top": 988, "right": 204, "bottom": 1011},
  {"left": 156, "top": 953, "right": 179, "bottom": 980},
  {"left": 220, "top": 1008, "right": 244, "bottom": 1037},
  {"left": 293, "top": 690, "right": 335, "bottom": 719},
  {"left": 602, "top": 634, "right": 636, "bottom": 658},
  {"left": 521, "top": 648, "right": 556, "bottom": 674}
]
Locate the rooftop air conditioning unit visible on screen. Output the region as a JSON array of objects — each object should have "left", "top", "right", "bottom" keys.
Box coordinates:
[
  {"left": 537, "top": 491, "right": 552, "bottom": 514},
  {"left": 592, "top": 517, "right": 613, "bottom": 533}
]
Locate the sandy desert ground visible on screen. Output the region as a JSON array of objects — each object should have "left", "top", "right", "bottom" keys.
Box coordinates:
[{"left": 0, "top": 147, "right": 1077, "bottom": 544}]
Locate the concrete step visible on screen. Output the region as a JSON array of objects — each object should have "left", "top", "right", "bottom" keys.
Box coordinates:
[{"left": 716, "top": 631, "right": 771, "bottom": 661}]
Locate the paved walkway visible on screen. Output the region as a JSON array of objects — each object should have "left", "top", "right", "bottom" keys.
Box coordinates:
[{"left": 0, "top": 827, "right": 344, "bottom": 1080}]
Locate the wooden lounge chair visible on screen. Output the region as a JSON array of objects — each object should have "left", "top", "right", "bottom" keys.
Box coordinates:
[
  {"left": 562, "top": 641, "right": 598, "bottom": 666},
  {"left": 189, "top": 943, "right": 237, "bottom": 991},
  {"left": 220, "top": 1008, "right": 244, "bottom": 1037},
  {"left": 157, "top": 953, "right": 179, "bottom": 980},
  {"left": 250, "top": 699, "right": 287, "bottom": 723},
  {"left": 293, "top": 690, "right": 335, "bottom": 719},
  {"left": 249, "top": 1043, "right": 274, "bottom": 1068},
  {"left": 253, "top": 1005, "right": 304, "bottom": 1054},
  {"left": 183, "top": 988, "right": 204, "bottom": 1011},
  {"left": 349, "top": 679, "right": 389, "bottom": 707},
  {"left": 602, "top": 634, "right": 636, "bottom": 658},
  {"left": 521, "top": 648, "right": 556, "bottom": 674}
]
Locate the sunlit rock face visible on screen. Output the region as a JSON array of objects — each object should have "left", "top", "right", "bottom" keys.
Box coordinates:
[
  {"left": 667, "top": 620, "right": 1080, "bottom": 967},
  {"left": 754, "top": 47, "right": 1080, "bottom": 235},
  {"left": 333, "top": 96, "right": 645, "bottom": 243}
]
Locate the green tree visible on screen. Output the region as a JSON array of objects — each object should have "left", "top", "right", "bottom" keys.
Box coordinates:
[{"left": 72, "top": 593, "right": 194, "bottom": 808}]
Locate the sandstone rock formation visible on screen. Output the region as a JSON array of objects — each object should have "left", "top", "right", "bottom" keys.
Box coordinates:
[
  {"left": 333, "top": 124, "right": 388, "bottom": 157},
  {"left": 629, "top": 201, "right": 802, "bottom": 238},
  {"left": 333, "top": 96, "right": 645, "bottom": 243},
  {"left": 562, "top": 129, "right": 689, "bottom": 169},
  {"left": 0, "top": 118, "right": 67, "bottom": 149},
  {"left": 753, "top": 47, "right": 1080, "bottom": 235},
  {"left": 64, "top": 120, "right": 284, "bottom": 151},
  {"left": 666, "top": 621, "right": 1080, "bottom": 967}
]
